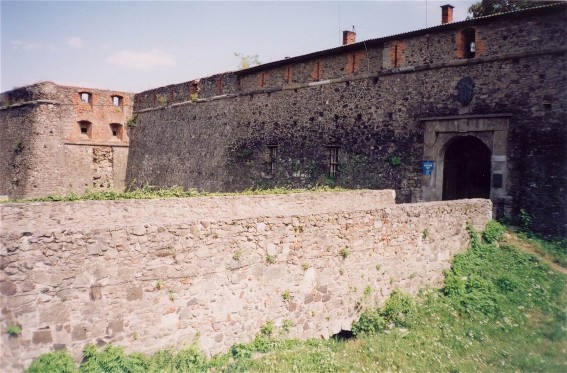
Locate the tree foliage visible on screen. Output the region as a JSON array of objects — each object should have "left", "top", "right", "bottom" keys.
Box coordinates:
[
  {"left": 234, "top": 53, "right": 261, "bottom": 70},
  {"left": 467, "top": 0, "right": 554, "bottom": 18}
]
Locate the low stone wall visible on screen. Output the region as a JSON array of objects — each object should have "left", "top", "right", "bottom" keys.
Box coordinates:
[{"left": 0, "top": 190, "right": 492, "bottom": 372}]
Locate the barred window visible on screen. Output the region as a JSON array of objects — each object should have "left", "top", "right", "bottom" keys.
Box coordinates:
[
  {"left": 328, "top": 146, "right": 340, "bottom": 179},
  {"left": 267, "top": 144, "right": 278, "bottom": 175}
]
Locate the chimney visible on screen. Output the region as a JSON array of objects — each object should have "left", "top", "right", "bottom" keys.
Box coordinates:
[
  {"left": 441, "top": 4, "right": 454, "bottom": 24},
  {"left": 342, "top": 29, "right": 356, "bottom": 46}
]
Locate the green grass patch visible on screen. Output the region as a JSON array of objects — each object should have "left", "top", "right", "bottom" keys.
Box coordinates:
[
  {"left": 7, "top": 185, "right": 349, "bottom": 203},
  {"left": 514, "top": 229, "right": 567, "bottom": 268},
  {"left": 26, "top": 222, "right": 566, "bottom": 372}
]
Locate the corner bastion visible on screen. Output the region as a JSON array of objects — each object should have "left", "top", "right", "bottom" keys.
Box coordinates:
[{"left": 0, "top": 190, "right": 491, "bottom": 371}]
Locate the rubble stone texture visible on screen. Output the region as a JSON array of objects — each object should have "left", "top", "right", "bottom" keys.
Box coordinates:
[{"left": 0, "top": 190, "right": 491, "bottom": 372}]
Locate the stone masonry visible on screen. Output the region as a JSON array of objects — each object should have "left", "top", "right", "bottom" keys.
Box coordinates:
[
  {"left": 0, "top": 190, "right": 492, "bottom": 372},
  {"left": 127, "top": 4, "right": 566, "bottom": 237}
]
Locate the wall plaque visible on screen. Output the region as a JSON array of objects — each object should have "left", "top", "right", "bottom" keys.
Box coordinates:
[{"left": 457, "top": 76, "right": 475, "bottom": 106}]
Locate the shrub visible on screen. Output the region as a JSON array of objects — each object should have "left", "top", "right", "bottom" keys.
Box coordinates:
[
  {"left": 352, "top": 309, "right": 387, "bottom": 336},
  {"left": 519, "top": 209, "right": 533, "bottom": 232},
  {"left": 482, "top": 220, "right": 505, "bottom": 243},
  {"left": 381, "top": 290, "right": 416, "bottom": 327},
  {"left": 25, "top": 350, "right": 78, "bottom": 373}
]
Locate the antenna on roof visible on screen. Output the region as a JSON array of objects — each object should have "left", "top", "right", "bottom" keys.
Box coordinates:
[{"left": 338, "top": 4, "right": 341, "bottom": 44}]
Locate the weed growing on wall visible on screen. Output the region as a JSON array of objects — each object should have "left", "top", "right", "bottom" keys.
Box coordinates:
[
  {"left": 10, "top": 185, "right": 348, "bottom": 203},
  {"left": 126, "top": 114, "right": 138, "bottom": 128},
  {"left": 389, "top": 155, "right": 402, "bottom": 166},
  {"left": 232, "top": 250, "right": 242, "bottom": 261},
  {"left": 5, "top": 325, "right": 21, "bottom": 337}
]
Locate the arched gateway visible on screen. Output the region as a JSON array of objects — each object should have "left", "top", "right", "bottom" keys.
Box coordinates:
[
  {"left": 442, "top": 136, "right": 491, "bottom": 200},
  {"left": 420, "top": 114, "right": 511, "bottom": 217}
]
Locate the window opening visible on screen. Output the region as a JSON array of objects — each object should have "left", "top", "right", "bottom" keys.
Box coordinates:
[
  {"left": 217, "top": 76, "right": 223, "bottom": 95},
  {"left": 394, "top": 45, "right": 399, "bottom": 67},
  {"left": 80, "top": 92, "right": 92, "bottom": 104},
  {"left": 267, "top": 144, "right": 278, "bottom": 175},
  {"left": 79, "top": 121, "right": 91, "bottom": 139},
  {"left": 110, "top": 123, "right": 122, "bottom": 140},
  {"left": 463, "top": 28, "right": 476, "bottom": 59},
  {"left": 314, "top": 60, "right": 321, "bottom": 80},
  {"left": 111, "top": 95, "right": 122, "bottom": 107},
  {"left": 260, "top": 72, "right": 266, "bottom": 88},
  {"left": 351, "top": 54, "right": 356, "bottom": 73},
  {"left": 328, "top": 146, "right": 340, "bottom": 179}
]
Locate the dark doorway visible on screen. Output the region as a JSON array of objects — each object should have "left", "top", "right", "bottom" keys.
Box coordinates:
[{"left": 442, "top": 136, "right": 491, "bottom": 200}]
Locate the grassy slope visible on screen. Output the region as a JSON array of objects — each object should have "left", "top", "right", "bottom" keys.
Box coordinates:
[
  {"left": 221, "top": 224, "right": 567, "bottom": 373},
  {"left": 25, "top": 224, "right": 566, "bottom": 373}
]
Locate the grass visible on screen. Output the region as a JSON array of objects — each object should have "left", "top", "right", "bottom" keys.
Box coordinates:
[
  {"left": 25, "top": 222, "right": 566, "bottom": 372},
  {"left": 510, "top": 228, "right": 567, "bottom": 268},
  {"left": 5, "top": 185, "right": 348, "bottom": 203}
]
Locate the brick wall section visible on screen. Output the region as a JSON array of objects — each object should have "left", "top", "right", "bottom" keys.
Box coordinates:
[
  {"left": 0, "top": 83, "right": 133, "bottom": 198},
  {"left": 0, "top": 191, "right": 492, "bottom": 372}
]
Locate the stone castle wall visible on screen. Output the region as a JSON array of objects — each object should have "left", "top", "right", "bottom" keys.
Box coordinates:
[
  {"left": 0, "top": 191, "right": 492, "bottom": 372},
  {"left": 0, "top": 83, "right": 133, "bottom": 199},
  {"left": 127, "top": 6, "right": 566, "bottom": 236}
]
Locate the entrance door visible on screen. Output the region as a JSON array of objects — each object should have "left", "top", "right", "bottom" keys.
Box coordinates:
[{"left": 442, "top": 136, "right": 491, "bottom": 200}]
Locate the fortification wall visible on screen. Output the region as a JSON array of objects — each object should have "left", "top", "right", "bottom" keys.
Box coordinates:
[
  {"left": 0, "top": 83, "right": 133, "bottom": 199},
  {"left": 0, "top": 191, "right": 492, "bottom": 372},
  {"left": 127, "top": 6, "right": 566, "bottom": 236}
]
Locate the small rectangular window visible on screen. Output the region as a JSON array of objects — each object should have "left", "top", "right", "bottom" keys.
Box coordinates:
[
  {"left": 80, "top": 92, "right": 92, "bottom": 104},
  {"left": 78, "top": 121, "right": 91, "bottom": 139},
  {"left": 463, "top": 28, "right": 476, "bottom": 59},
  {"left": 110, "top": 123, "right": 122, "bottom": 140},
  {"left": 328, "top": 146, "right": 340, "bottom": 179},
  {"left": 111, "top": 95, "right": 123, "bottom": 106},
  {"left": 267, "top": 144, "right": 278, "bottom": 175}
]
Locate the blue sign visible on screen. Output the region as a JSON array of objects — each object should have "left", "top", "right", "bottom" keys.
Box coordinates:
[{"left": 422, "top": 161, "right": 434, "bottom": 175}]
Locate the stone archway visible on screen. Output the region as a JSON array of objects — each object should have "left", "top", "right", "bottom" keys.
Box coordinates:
[
  {"left": 420, "top": 114, "right": 511, "bottom": 217},
  {"left": 442, "top": 136, "right": 491, "bottom": 200}
]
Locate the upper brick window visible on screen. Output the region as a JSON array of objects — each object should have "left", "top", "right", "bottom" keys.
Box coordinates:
[
  {"left": 389, "top": 42, "right": 405, "bottom": 68},
  {"left": 111, "top": 95, "right": 123, "bottom": 107},
  {"left": 80, "top": 92, "right": 92, "bottom": 104},
  {"left": 462, "top": 28, "right": 476, "bottom": 59}
]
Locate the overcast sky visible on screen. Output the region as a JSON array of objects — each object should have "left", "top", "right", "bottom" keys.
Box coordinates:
[{"left": 1, "top": 0, "right": 477, "bottom": 93}]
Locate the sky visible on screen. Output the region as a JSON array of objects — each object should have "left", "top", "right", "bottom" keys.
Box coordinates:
[{"left": 1, "top": 0, "right": 477, "bottom": 93}]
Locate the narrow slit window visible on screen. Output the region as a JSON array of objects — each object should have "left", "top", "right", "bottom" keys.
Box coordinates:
[
  {"left": 394, "top": 45, "right": 399, "bottom": 67},
  {"left": 328, "top": 146, "right": 340, "bottom": 179},
  {"left": 267, "top": 144, "right": 278, "bottom": 175}
]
